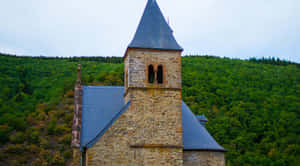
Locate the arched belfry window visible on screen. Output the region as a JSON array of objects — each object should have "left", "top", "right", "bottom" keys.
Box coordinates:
[
  {"left": 157, "top": 65, "right": 163, "bottom": 84},
  {"left": 148, "top": 65, "right": 155, "bottom": 84}
]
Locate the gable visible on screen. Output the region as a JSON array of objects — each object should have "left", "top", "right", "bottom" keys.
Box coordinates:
[
  {"left": 80, "top": 86, "right": 126, "bottom": 148},
  {"left": 80, "top": 86, "right": 225, "bottom": 152}
]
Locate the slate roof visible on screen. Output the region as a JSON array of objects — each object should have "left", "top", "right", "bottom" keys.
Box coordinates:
[
  {"left": 80, "top": 86, "right": 126, "bottom": 148},
  {"left": 128, "top": 0, "right": 183, "bottom": 51},
  {"left": 80, "top": 86, "right": 226, "bottom": 152},
  {"left": 182, "top": 102, "right": 225, "bottom": 151}
]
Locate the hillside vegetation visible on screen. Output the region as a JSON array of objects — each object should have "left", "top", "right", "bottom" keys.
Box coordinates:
[{"left": 0, "top": 53, "right": 299, "bottom": 165}]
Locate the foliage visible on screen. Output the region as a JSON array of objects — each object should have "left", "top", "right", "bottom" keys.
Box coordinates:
[
  {"left": 9, "top": 131, "right": 25, "bottom": 144},
  {"left": 182, "top": 56, "right": 299, "bottom": 166},
  {"left": 0, "top": 53, "right": 299, "bottom": 165},
  {"left": 249, "top": 57, "right": 299, "bottom": 67},
  {"left": 4, "top": 144, "right": 24, "bottom": 154}
]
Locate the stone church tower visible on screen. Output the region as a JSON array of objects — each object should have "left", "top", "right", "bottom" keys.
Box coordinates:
[
  {"left": 71, "top": 0, "right": 226, "bottom": 165},
  {"left": 123, "top": 0, "right": 184, "bottom": 164}
]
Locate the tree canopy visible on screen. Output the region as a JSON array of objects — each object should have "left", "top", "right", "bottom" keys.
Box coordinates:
[{"left": 0, "top": 53, "right": 299, "bottom": 165}]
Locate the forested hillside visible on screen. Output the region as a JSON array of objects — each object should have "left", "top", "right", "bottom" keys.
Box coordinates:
[{"left": 0, "top": 53, "right": 299, "bottom": 165}]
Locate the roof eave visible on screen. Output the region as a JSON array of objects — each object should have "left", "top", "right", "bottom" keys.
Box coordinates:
[
  {"left": 128, "top": 46, "right": 183, "bottom": 52},
  {"left": 123, "top": 47, "right": 183, "bottom": 61},
  {"left": 183, "top": 148, "right": 228, "bottom": 152}
]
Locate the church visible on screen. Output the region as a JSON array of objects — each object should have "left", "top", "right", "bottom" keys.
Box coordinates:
[{"left": 71, "top": 0, "right": 226, "bottom": 165}]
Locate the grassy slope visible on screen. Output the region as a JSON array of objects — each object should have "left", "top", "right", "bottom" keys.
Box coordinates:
[{"left": 0, "top": 54, "right": 299, "bottom": 165}]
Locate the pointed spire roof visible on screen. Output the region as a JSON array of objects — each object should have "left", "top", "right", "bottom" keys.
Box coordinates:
[{"left": 128, "top": 0, "right": 183, "bottom": 51}]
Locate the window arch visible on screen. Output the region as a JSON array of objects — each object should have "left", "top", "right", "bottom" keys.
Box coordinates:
[
  {"left": 157, "top": 65, "right": 163, "bottom": 84},
  {"left": 148, "top": 65, "right": 155, "bottom": 83}
]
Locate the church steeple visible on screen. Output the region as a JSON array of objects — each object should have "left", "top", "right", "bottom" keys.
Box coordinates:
[
  {"left": 125, "top": 1, "right": 184, "bottom": 165},
  {"left": 128, "top": 0, "right": 183, "bottom": 51}
]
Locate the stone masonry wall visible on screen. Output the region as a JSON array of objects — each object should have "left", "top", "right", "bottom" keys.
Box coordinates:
[
  {"left": 71, "top": 65, "right": 82, "bottom": 148},
  {"left": 125, "top": 49, "right": 182, "bottom": 93},
  {"left": 86, "top": 107, "right": 134, "bottom": 166},
  {"left": 71, "top": 65, "right": 82, "bottom": 166},
  {"left": 86, "top": 49, "right": 183, "bottom": 165},
  {"left": 128, "top": 88, "right": 182, "bottom": 145},
  {"left": 124, "top": 48, "right": 182, "bottom": 146},
  {"left": 183, "top": 151, "right": 225, "bottom": 166},
  {"left": 87, "top": 89, "right": 183, "bottom": 166}
]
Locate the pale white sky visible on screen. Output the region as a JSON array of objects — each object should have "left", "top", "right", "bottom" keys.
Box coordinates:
[{"left": 0, "top": 0, "right": 299, "bottom": 62}]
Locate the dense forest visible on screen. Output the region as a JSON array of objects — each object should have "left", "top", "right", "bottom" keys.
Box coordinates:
[{"left": 0, "top": 53, "right": 299, "bottom": 165}]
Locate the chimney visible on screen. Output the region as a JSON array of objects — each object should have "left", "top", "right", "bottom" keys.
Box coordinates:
[
  {"left": 196, "top": 115, "right": 208, "bottom": 127},
  {"left": 71, "top": 64, "right": 82, "bottom": 148}
]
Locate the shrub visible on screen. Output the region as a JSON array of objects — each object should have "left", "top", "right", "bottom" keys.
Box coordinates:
[
  {"left": 51, "top": 151, "right": 65, "bottom": 166},
  {"left": 25, "top": 144, "right": 40, "bottom": 154},
  {"left": 60, "top": 145, "right": 65, "bottom": 152},
  {"left": 63, "top": 149, "right": 72, "bottom": 159},
  {"left": 47, "top": 120, "right": 56, "bottom": 135},
  {"left": 48, "top": 110, "right": 58, "bottom": 119},
  {"left": 10, "top": 159, "right": 19, "bottom": 166},
  {"left": 47, "top": 122, "right": 69, "bottom": 136},
  {"left": 31, "top": 158, "right": 43, "bottom": 166},
  {"left": 8, "top": 116, "right": 27, "bottom": 131},
  {"left": 4, "top": 144, "right": 24, "bottom": 154},
  {"left": 0, "top": 124, "right": 12, "bottom": 144},
  {"left": 9, "top": 131, "right": 25, "bottom": 144},
  {"left": 56, "top": 124, "right": 70, "bottom": 135},
  {"left": 37, "top": 111, "right": 48, "bottom": 121},
  {"left": 26, "top": 114, "right": 37, "bottom": 125},
  {"left": 0, "top": 152, "right": 6, "bottom": 161},
  {"left": 28, "top": 129, "right": 40, "bottom": 144},
  {"left": 64, "top": 113, "right": 74, "bottom": 123},
  {"left": 66, "top": 104, "right": 74, "bottom": 111},
  {"left": 39, "top": 137, "right": 50, "bottom": 149},
  {"left": 39, "top": 149, "right": 51, "bottom": 163},
  {"left": 17, "top": 155, "right": 27, "bottom": 165},
  {"left": 31, "top": 157, "right": 49, "bottom": 166},
  {"left": 65, "top": 90, "right": 74, "bottom": 98},
  {"left": 58, "top": 134, "right": 72, "bottom": 144}
]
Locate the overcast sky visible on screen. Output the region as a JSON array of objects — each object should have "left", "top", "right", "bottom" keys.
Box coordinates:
[{"left": 0, "top": 0, "right": 299, "bottom": 62}]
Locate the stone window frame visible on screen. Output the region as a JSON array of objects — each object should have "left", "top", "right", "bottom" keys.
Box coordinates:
[
  {"left": 148, "top": 64, "right": 155, "bottom": 84},
  {"left": 157, "top": 65, "right": 163, "bottom": 84},
  {"left": 145, "top": 63, "right": 166, "bottom": 86}
]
